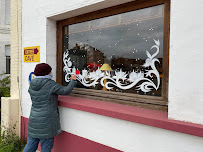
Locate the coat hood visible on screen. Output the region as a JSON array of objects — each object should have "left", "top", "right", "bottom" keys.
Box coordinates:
[{"left": 29, "top": 78, "right": 50, "bottom": 91}]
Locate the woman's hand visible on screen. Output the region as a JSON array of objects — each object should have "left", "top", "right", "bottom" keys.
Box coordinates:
[{"left": 70, "top": 75, "right": 76, "bottom": 80}]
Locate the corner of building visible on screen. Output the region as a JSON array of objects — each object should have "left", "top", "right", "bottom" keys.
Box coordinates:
[{"left": 1, "top": 0, "right": 22, "bottom": 137}]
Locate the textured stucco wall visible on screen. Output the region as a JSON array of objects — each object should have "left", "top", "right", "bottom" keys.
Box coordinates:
[
  {"left": 168, "top": 0, "right": 203, "bottom": 124},
  {"left": 10, "top": 0, "right": 21, "bottom": 98}
]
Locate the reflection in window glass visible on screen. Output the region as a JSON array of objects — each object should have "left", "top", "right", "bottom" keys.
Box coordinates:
[{"left": 63, "top": 5, "right": 164, "bottom": 96}]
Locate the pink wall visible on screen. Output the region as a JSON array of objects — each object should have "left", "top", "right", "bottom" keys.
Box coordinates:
[{"left": 21, "top": 117, "right": 122, "bottom": 152}]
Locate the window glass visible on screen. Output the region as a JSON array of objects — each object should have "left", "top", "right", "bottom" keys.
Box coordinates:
[
  {"left": 5, "top": 45, "right": 10, "bottom": 74},
  {"left": 63, "top": 5, "right": 164, "bottom": 96},
  {"left": 5, "top": 45, "right": 10, "bottom": 56}
]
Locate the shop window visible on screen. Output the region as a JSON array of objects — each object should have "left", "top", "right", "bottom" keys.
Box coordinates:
[{"left": 57, "top": 0, "right": 170, "bottom": 111}]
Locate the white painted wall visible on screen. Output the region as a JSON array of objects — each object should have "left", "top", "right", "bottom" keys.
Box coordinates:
[
  {"left": 59, "top": 107, "right": 203, "bottom": 152},
  {"left": 21, "top": 0, "right": 135, "bottom": 118},
  {"left": 168, "top": 0, "right": 203, "bottom": 124},
  {"left": 21, "top": 0, "right": 203, "bottom": 151}
]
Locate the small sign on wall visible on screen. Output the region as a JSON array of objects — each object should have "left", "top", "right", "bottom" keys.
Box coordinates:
[{"left": 24, "top": 46, "right": 40, "bottom": 62}]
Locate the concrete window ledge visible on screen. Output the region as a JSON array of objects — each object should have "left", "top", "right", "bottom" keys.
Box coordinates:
[{"left": 58, "top": 96, "right": 203, "bottom": 137}]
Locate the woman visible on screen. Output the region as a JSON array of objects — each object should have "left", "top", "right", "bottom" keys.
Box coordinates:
[{"left": 23, "top": 63, "right": 76, "bottom": 152}]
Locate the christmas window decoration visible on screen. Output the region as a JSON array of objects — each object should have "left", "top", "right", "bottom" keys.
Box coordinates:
[{"left": 62, "top": 5, "right": 164, "bottom": 97}]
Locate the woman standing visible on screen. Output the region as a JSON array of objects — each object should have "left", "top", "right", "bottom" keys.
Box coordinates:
[{"left": 23, "top": 63, "right": 76, "bottom": 152}]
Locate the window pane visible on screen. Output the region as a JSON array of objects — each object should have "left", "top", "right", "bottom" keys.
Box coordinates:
[
  {"left": 6, "top": 56, "right": 10, "bottom": 74},
  {"left": 63, "top": 5, "right": 164, "bottom": 96},
  {"left": 5, "top": 45, "right": 10, "bottom": 56}
]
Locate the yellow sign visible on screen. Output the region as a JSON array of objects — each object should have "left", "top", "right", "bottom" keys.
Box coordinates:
[{"left": 24, "top": 46, "right": 40, "bottom": 62}]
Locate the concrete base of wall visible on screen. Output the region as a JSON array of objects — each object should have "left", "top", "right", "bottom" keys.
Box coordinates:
[{"left": 1, "top": 97, "right": 20, "bottom": 136}]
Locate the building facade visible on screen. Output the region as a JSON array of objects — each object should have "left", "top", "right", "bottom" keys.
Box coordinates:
[
  {"left": 0, "top": 0, "right": 10, "bottom": 75},
  {"left": 2, "top": 0, "right": 203, "bottom": 152}
]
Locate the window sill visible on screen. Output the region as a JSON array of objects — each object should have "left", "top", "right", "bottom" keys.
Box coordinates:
[
  {"left": 58, "top": 95, "right": 203, "bottom": 137},
  {"left": 71, "top": 88, "right": 168, "bottom": 111}
]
